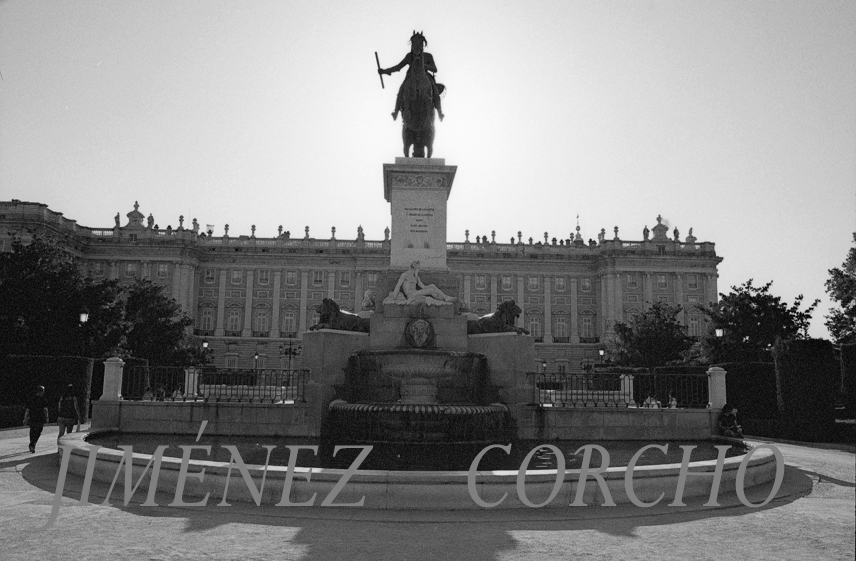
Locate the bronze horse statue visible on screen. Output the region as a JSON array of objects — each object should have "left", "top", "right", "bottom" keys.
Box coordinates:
[{"left": 379, "top": 32, "right": 443, "bottom": 158}]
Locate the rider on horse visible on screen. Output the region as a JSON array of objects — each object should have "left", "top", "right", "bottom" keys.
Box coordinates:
[{"left": 378, "top": 31, "right": 445, "bottom": 122}]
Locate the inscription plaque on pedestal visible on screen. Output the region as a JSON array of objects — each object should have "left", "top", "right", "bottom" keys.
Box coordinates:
[{"left": 383, "top": 158, "right": 457, "bottom": 270}]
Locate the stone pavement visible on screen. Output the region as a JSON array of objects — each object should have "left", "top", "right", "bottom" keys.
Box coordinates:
[{"left": 0, "top": 424, "right": 852, "bottom": 561}]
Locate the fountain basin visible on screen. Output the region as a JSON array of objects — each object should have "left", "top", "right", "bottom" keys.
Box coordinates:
[{"left": 63, "top": 430, "right": 780, "bottom": 510}]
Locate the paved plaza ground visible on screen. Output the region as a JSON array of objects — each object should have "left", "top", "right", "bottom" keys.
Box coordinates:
[{"left": 0, "top": 423, "right": 853, "bottom": 561}]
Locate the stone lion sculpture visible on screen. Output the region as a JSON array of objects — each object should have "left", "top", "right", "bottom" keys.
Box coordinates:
[
  {"left": 309, "top": 298, "right": 370, "bottom": 333},
  {"left": 466, "top": 300, "right": 530, "bottom": 335}
]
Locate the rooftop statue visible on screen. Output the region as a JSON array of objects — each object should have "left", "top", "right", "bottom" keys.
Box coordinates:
[{"left": 377, "top": 31, "right": 445, "bottom": 158}]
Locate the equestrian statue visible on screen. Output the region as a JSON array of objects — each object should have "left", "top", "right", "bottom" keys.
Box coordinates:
[{"left": 377, "top": 31, "right": 445, "bottom": 158}]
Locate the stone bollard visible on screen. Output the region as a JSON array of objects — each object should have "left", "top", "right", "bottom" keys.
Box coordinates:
[
  {"left": 707, "top": 366, "right": 727, "bottom": 409},
  {"left": 100, "top": 357, "right": 125, "bottom": 401}
]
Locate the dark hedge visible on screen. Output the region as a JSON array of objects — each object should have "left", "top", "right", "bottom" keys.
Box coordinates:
[
  {"left": 0, "top": 356, "right": 94, "bottom": 421},
  {"left": 773, "top": 339, "right": 839, "bottom": 441}
]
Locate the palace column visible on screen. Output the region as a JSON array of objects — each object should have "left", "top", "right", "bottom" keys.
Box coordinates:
[
  {"left": 570, "top": 278, "right": 579, "bottom": 344},
  {"left": 543, "top": 276, "right": 553, "bottom": 343},
  {"left": 299, "top": 271, "right": 309, "bottom": 335},
  {"left": 490, "top": 275, "right": 498, "bottom": 312},
  {"left": 172, "top": 262, "right": 182, "bottom": 306},
  {"left": 354, "top": 272, "right": 364, "bottom": 311},
  {"left": 463, "top": 274, "right": 471, "bottom": 306},
  {"left": 517, "top": 275, "right": 525, "bottom": 329},
  {"left": 675, "top": 273, "right": 684, "bottom": 323},
  {"left": 215, "top": 270, "right": 226, "bottom": 337},
  {"left": 241, "top": 270, "right": 254, "bottom": 337},
  {"left": 327, "top": 272, "right": 335, "bottom": 300},
  {"left": 644, "top": 272, "right": 653, "bottom": 309},
  {"left": 270, "top": 271, "right": 282, "bottom": 338}
]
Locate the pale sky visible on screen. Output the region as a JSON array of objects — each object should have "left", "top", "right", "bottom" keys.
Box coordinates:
[{"left": 1, "top": 0, "right": 853, "bottom": 339}]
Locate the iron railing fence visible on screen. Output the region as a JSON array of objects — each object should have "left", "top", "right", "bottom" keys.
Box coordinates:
[
  {"left": 124, "top": 366, "right": 308, "bottom": 404},
  {"left": 532, "top": 370, "right": 709, "bottom": 408}
]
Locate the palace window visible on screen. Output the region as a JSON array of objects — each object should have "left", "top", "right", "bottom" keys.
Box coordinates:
[
  {"left": 258, "top": 270, "right": 270, "bottom": 285},
  {"left": 689, "top": 315, "right": 700, "bottom": 337},
  {"left": 501, "top": 276, "right": 512, "bottom": 291},
  {"left": 555, "top": 277, "right": 566, "bottom": 292},
  {"left": 312, "top": 271, "right": 324, "bottom": 286},
  {"left": 340, "top": 271, "right": 351, "bottom": 287},
  {"left": 555, "top": 317, "right": 567, "bottom": 338},
  {"left": 367, "top": 273, "right": 378, "bottom": 287},
  {"left": 225, "top": 355, "right": 238, "bottom": 369},
  {"left": 475, "top": 275, "right": 486, "bottom": 290},
  {"left": 657, "top": 274, "right": 667, "bottom": 289},
  {"left": 580, "top": 278, "right": 591, "bottom": 292},
  {"left": 125, "top": 263, "right": 136, "bottom": 277},
  {"left": 528, "top": 276, "right": 539, "bottom": 290},
  {"left": 687, "top": 273, "right": 698, "bottom": 290},
  {"left": 226, "top": 309, "right": 241, "bottom": 332},
  {"left": 157, "top": 263, "right": 168, "bottom": 278},
  {"left": 282, "top": 310, "right": 296, "bottom": 334},
  {"left": 580, "top": 316, "right": 594, "bottom": 338},
  {"left": 94, "top": 262, "right": 104, "bottom": 276},
  {"left": 626, "top": 273, "right": 638, "bottom": 289},
  {"left": 231, "top": 270, "right": 242, "bottom": 285},
  {"left": 285, "top": 271, "right": 296, "bottom": 286},
  {"left": 253, "top": 309, "right": 269, "bottom": 333},
  {"left": 204, "top": 269, "right": 215, "bottom": 284},
  {"left": 528, "top": 316, "right": 542, "bottom": 338},
  {"left": 200, "top": 309, "right": 214, "bottom": 331}
]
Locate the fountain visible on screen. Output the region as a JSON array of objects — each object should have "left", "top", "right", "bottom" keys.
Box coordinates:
[{"left": 326, "top": 349, "right": 510, "bottom": 444}]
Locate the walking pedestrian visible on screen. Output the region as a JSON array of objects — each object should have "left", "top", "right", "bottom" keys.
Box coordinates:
[
  {"left": 23, "top": 386, "right": 49, "bottom": 453},
  {"left": 56, "top": 384, "right": 81, "bottom": 444}
]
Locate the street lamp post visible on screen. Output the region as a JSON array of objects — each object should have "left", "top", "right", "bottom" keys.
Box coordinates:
[
  {"left": 280, "top": 340, "right": 302, "bottom": 385},
  {"left": 79, "top": 310, "right": 89, "bottom": 358}
]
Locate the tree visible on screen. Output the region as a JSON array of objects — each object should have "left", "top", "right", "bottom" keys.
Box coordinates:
[
  {"left": 121, "top": 279, "right": 195, "bottom": 366},
  {"left": 0, "top": 235, "right": 203, "bottom": 366},
  {"left": 825, "top": 233, "right": 856, "bottom": 345},
  {"left": 0, "top": 236, "right": 99, "bottom": 358},
  {"left": 611, "top": 302, "right": 693, "bottom": 368},
  {"left": 698, "top": 279, "right": 819, "bottom": 363}
]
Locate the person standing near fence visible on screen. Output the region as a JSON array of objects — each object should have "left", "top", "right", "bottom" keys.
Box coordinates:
[
  {"left": 23, "top": 386, "right": 49, "bottom": 453},
  {"left": 56, "top": 384, "right": 81, "bottom": 444}
]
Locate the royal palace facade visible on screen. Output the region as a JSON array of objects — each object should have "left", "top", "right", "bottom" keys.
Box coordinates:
[{"left": 0, "top": 199, "right": 722, "bottom": 372}]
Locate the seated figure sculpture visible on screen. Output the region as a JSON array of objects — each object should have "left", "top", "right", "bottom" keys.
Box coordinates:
[
  {"left": 384, "top": 261, "right": 456, "bottom": 306},
  {"left": 466, "top": 300, "right": 530, "bottom": 335},
  {"left": 309, "top": 298, "right": 371, "bottom": 333}
]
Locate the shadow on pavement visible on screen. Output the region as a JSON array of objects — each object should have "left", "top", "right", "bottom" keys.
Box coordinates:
[{"left": 13, "top": 451, "right": 819, "bottom": 561}]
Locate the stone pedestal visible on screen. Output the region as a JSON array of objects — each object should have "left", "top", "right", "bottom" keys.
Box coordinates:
[
  {"left": 302, "top": 329, "right": 371, "bottom": 433},
  {"left": 707, "top": 366, "right": 727, "bottom": 409},
  {"left": 100, "top": 357, "right": 125, "bottom": 401},
  {"left": 383, "top": 158, "right": 457, "bottom": 270}
]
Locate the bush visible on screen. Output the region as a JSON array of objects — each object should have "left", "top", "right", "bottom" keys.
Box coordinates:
[
  {"left": 841, "top": 343, "right": 856, "bottom": 417},
  {"left": 0, "top": 355, "right": 94, "bottom": 421},
  {"left": 717, "top": 362, "right": 779, "bottom": 421},
  {"left": 773, "top": 339, "right": 839, "bottom": 441},
  {"left": 0, "top": 404, "right": 25, "bottom": 429}
]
